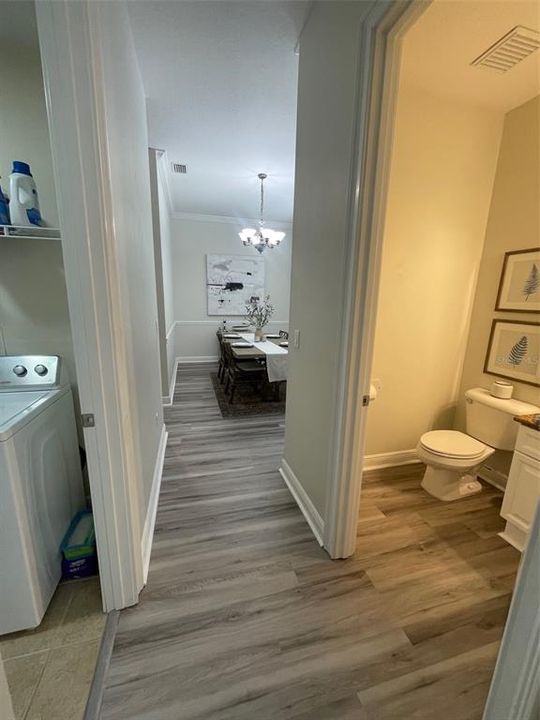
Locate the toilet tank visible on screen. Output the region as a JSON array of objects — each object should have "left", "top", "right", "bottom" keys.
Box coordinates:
[{"left": 465, "top": 388, "right": 540, "bottom": 450}]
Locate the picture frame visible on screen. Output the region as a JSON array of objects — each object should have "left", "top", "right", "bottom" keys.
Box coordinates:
[
  {"left": 484, "top": 319, "right": 540, "bottom": 388},
  {"left": 495, "top": 247, "right": 540, "bottom": 313}
]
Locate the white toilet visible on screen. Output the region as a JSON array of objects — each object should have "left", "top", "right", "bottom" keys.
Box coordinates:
[{"left": 417, "top": 388, "right": 540, "bottom": 502}]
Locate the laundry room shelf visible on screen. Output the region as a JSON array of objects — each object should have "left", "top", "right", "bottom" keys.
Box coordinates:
[{"left": 0, "top": 225, "right": 61, "bottom": 241}]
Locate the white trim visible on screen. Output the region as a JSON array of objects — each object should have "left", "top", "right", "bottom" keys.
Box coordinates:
[
  {"left": 280, "top": 460, "right": 324, "bottom": 546},
  {"left": 36, "top": 0, "right": 145, "bottom": 610},
  {"left": 483, "top": 504, "right": 540, "bottom": 719},
  {"left": 155, "top": 150, "right": 175, "bottom": 218},
  {"left": 178, "top": 355, "right": 219, "bottom": 364},
  {"left": 141, "top": 424, "right": 168, "bottom": 583},
  {"left": 162, "top": 357, "right": 179, "bottom": 407},
  {"left": 172, "top": 211, "right": 293, "bottom": 228},
  {"left": 323, "top": 0, "right": 430, "bottom": 559},
  {"left": 175, "top": 319, "right": 289, "bottom": 326},
  {"left": 165, "top": 321, "right": 176, "bottom": 340},
  {"left": 363, "top": 449, "right": 420, "bottom": 471}
]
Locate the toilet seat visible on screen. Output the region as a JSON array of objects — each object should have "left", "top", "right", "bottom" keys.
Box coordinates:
[{"left": 419, "top": 430, "right": 487, "bottom": 459}]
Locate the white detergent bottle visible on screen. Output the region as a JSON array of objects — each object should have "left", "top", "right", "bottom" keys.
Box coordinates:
[{"left": 9, "top": 161, "right": 42, "bottom": 226}]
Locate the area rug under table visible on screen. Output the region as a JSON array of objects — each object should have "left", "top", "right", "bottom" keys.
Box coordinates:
[{"left": 210, "top": 373, "right": 286, "bottom": 417}]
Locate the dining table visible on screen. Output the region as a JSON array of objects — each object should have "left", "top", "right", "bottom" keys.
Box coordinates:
[{"left": 221, "top": 331, "right": 289, "bottom": 383}]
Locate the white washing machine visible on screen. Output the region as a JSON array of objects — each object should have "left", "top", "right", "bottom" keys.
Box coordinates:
[{"left": 0, "top": 356, "right": 84, "bottom": 634}]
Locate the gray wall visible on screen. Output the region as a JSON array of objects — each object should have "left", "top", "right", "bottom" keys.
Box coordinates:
[
  {"left": 171, "top": 217, "right": 292, "bottom": 359},
  {"left": 283, "top": 1, "right": 371, "bottom": 517},
  {"left": 149, "top": 150, "right": 175, "bottom": 396},
  {"left": 97, "top": 0, "right": 164, "bottom": 523}
]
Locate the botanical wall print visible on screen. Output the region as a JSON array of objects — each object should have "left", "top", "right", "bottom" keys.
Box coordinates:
[
  {"left": 484, "top": 320, "right": 540, "bottom": 387},
  {"left": 495, "top": 247, "right": 540, "bottom": 312},
  {"left": 206, "top": 254, "right": 265, "bottom": 315}
]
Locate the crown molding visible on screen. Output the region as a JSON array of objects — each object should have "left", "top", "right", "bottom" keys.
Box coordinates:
[{"left": 171, "top": 211, "right": 293, "bottom": 229}]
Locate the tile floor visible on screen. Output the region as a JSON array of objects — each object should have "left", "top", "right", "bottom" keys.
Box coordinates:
[{"left": 1, "top": 576, "right": 105, "bottom": 720}]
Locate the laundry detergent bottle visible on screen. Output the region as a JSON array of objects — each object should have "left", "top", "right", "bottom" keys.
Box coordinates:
[{"left": 9, "top": 161, "right": 42, "bottom": 226}]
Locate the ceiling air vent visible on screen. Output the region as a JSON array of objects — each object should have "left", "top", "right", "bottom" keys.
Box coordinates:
[
  {"left": 471, "top": 26, "right": 540, "bottom": 73},
  {"left": 171, "top": 162, "right": 187, "bottom": 174}
]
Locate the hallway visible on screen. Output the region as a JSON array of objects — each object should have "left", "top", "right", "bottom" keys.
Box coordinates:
[{"left": 100, "top": 364, "right": 519, "bottom": 719}]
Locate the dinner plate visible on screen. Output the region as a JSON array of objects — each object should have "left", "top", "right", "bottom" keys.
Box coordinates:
[
  {"left": 279, "top": 341, "right": 289, "bottom": 347},
  {"left": 232, "top": 325, "right": 250, "bottom": 330},
  {"left": 265, "top": 334, "right": 280, "bottom": 338},
  {"left": 223, "top": 334, "right": 241, "bottom": 338},
  {"left": 232, "top": 342, "right": 254, "bottom": 348}
]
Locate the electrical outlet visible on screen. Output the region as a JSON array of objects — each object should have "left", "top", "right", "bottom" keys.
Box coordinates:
[
  {"left": 371, "top": 378, "right": 382, "bottom": 392},
  {"left": 293, "top": 329, "right": 300, "bottom": 349}
]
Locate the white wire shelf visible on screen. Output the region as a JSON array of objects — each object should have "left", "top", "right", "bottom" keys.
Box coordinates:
[{"left": 0, "top": 225, "right": 61, "bottom": 241}]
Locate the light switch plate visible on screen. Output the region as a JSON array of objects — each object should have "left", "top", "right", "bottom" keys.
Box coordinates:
[{"left": 293, "top": 329, "right": 300, "bottom": 349}]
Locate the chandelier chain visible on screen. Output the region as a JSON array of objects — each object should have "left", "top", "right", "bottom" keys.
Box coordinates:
[{"left": 260, "top": 175, "right": 265, "bottom": 227}]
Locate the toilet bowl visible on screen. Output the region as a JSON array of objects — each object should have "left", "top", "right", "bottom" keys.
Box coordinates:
[
  {"left": 417, "top": 388, "right": 540, "bottom": 503},
  {"left": 417, "top": 430, "right": 495, "bottom": 501}
]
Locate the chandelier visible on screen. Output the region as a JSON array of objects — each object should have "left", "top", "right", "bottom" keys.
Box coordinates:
[{"left": 239, "top": 173, "right": 285, "bottom": 254}]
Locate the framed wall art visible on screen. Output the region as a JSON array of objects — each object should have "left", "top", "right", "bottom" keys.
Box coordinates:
[
  {"left": 206, "top": 254, "right": 265, "bottom": 315},
  {"left": 495, "top": 247, "right": 540, "bottom": 313},
  {"left": 484, "top": 320, "right": 540, "bottom": 387}
]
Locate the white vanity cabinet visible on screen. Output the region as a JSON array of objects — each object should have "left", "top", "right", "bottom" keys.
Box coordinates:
[{"left": 500, "top": 424, "right": 540, "bottom": 551}]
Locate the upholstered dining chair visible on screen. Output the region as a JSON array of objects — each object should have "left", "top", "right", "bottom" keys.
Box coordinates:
[
  {"left": 216, "top": 330, "right": 227, "bottom": 383},
  {"left": 223, "top": 342, "right": 266, "bottom": 404}
]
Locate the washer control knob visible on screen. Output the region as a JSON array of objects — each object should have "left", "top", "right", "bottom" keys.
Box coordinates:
[
  {"left": 34, "top": 364, "right": 48, "bottom": 376},
  {"left": 13, "top": 365, "right": 27, "bottom": 377}
]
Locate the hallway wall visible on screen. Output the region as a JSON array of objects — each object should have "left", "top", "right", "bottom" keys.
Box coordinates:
[
  {"left": 96, "top": 0, "right": 165, "bottom": 526},
  {"left": 170, "top": 216, "right": 292, "bottom": 360},
  {"left": 283, "top": 1, "right": 374, "bottom": 519}
]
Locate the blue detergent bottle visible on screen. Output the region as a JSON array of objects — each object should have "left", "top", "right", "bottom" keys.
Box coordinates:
[{"left": 0, "top": 181, "right": 10, "bottom": 225}]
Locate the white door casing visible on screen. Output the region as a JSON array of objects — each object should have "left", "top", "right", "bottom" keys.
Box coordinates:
[
  {"left": 323, "top": 0, "right": 430, "bottom": 558},
  {"left": 36, "top": 0, "right": 144, "bottom": 611}
]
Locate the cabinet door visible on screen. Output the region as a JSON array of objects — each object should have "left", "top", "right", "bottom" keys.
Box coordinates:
[{"left": 502, "top": 451, "right": 540, "bottom": 531}]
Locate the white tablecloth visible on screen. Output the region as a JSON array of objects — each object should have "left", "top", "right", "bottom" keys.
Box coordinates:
[{"left": 238, "top": 333, "right": 288, "bottom": 383}]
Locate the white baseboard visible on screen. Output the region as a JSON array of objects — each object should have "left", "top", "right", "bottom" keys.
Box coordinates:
[
  {"left": 363, "top": 449, "right": 420, "bottom": 471},
  {"left": 141, "top": 424, "right": 168, "bottom": 583},
  {"left": 178, "top": 355, "right": 219, "bottom": 364},
  {"left": 162, "top": 358, "right": 179, "bottom": 407},
  {"left": 279, "top": 459, "right": 324, "bottom": 546}
]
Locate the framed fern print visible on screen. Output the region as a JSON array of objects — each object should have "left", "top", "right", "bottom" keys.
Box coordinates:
[
  {"left": 495, "top": 247, "right": 540, "bottom": 312},
  {"left": 484, "top": 320, "right": 540, "bottom": 387}
]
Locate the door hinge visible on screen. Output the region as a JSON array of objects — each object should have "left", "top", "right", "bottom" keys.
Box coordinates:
[
  {"left": 81, "top": 413, "right": 95, "bottom": 428},
  {"left": 362, "top": 395, "right": 370, "bottom": 407}
]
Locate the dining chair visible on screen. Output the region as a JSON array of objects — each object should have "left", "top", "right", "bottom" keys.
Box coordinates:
[
  {"left": 279, "top": 330, "right": 289, "bottom": 340},
  {"left": 223, "top": 342, "right": 266, "bottom": 404},
  {"left": 216, "top": 330, "right": 225, "bottom": 382}
]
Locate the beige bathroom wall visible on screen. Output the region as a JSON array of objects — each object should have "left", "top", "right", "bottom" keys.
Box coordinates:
[
  {"left": 364, "top": 84, "right": 503, "bottom": 455},
  {"left": 456, "top": 95, "right": 540, "bottom": 424}
]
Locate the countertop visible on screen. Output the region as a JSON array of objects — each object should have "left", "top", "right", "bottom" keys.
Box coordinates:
[{"left": 514, "top": 414, "right": 540, "bottom": 431}]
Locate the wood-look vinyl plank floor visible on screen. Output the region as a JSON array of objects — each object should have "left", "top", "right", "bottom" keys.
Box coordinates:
[{"left": 100, "top": 364, "right": 520, "bottom": 719}]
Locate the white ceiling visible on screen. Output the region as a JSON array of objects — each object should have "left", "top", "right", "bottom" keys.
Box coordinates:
[
  {"left": 401, "top": 0, "right": 540, "bottom": 112},
  {"left": 128, "top": 1, "right": 308, "bottom": 224}
]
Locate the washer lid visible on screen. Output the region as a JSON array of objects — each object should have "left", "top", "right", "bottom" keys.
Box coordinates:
[
  {"left": 0, "top": 391, "right": 54, "bottom": 441},
  {"left": 420, "top": 430, "right": 487, "bottom": 459}
]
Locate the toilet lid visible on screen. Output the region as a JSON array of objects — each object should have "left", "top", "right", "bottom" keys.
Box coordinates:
[{"left": 420, "top": 430, "right": 487, "bottom": 459}]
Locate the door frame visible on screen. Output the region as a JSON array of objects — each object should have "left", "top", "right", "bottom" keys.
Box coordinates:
[
  {"left": 36, "top": 0, "right": 144, "bottom": 611},
  {"left": 323, "top": 0, "right": 431, "bottom": 558}
]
